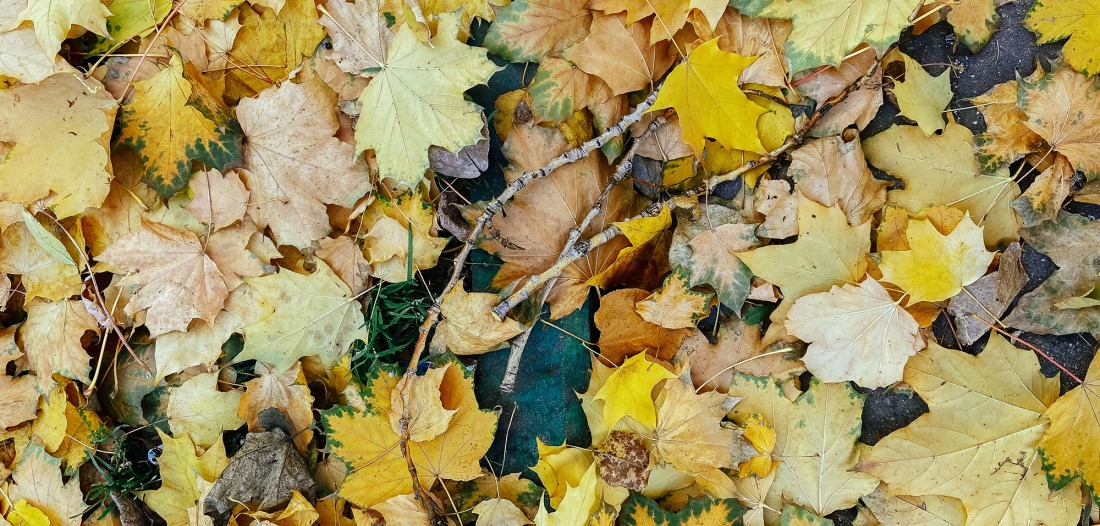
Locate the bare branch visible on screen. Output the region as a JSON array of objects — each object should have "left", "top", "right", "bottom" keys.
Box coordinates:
[{"left": 497, "top": 117, "right": 666, "bottom": 393}]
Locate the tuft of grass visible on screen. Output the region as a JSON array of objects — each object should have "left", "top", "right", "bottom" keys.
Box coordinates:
[
  {"left": 350, "top": 227, "right": 433, "bottom": 381},
  {"left": 84, "top": 432, "right": 159, "bottom": 519}
]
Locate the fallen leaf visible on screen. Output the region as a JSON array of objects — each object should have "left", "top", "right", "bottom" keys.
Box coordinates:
[
  {"left": 317, "top": 0, "right": 392, "bottom": 77},
  {"left": 1012, "top": 154, "right": 1076, "bottom": 228},
  {"left": 945, "top": 242, "right": 1026, "bottom": 346},
  {"left": 232, "top": 262, "right": 367, "bottom": 372},
  {"left": 879, "top": 213, "right": 994, "bottom": 304},
  {"left": 858, "top": 335, "right": 1081, "bottom": 526},
  {"left": 786, "top": 278, "right": 924, "bottom": 388},
  {"left": 117, "top": 54, "right": 242, "bottom": 197},
  {"left": 482, "top": 0, "right": 591, "bottom": 62},
  {"left": 891, "top": 53, "right": 952, "bottom": 135},
  {"left": 96, "top": 220, "right": 231, "bottom": 337},
  {"left": 18, "top": 298, "right": 99, "bottom": 388},
  {"left": 728, "top": 375, "right": 879, "bottom": 517},
  {"left": 205, "top": 426, "right": 316, "bottom": 514},
  {"left": 239, "top": 363, "right": 316, "bottom": 452},
  {"left": 436, "top": 283, "right": 525, "bottom": 355},
  {"left": 594, "top": 352, "right": 676, "bottom": 431},
  {"left": 186, "top": 168, "right": 250, "bottom": 232},
  {"left": 595, "top": 288, "right": 693, "bottom": 364},
  {"left": 736, "top": 193, "right": 872, "bottom": 335},
  {"left": 733, "top": 0, "right": 921, "bottom": 72},
  {"left": 322, "top": 358, "right": 497, "bottom": 508},
  {"left": 142, "top": 430, "right": 229, "bottom": 526},
  {"left": 563, "top": 12, "right": 675, "bottom": 97},
  {"left": 949, "top": 0, "right": 1003, "bottom": 52},
  {"left": 8, "top": 444, "right": 84, "bottom": 526},
  {"left": 649, "top": 38, "right": 768, "bottom": 154},
  {"left": 862, "top": 485, "right": 966, "bottom": 526},
  {"left": 0, "top": 74, "right": 116, "bottom": 219},
  {"left": 13, "top": 0, "right": 110, "bottom": 58},
  {"left": 592, "top": 430, "right": 651, "bottom": 490},
  {"left": 863, "top": 123, "right": 1021, "bottom": 247},
  {"left": 0, "top": 220, "right": 81, "bottom": 301},
  {"left": 528, "top": 57, "right": 615, "bottom": 123},
  {"left": 166, "top": 371, "right": 245, "bottom": 448},
  {"left": 788, "top": 134, "right": 887, "bottom": 226},
  {"left": 354, "top": 16, "right": 500, "bottom": 187},
  {"left": 638, "top": 375, "right": 754, "bottom": 476},
  {"left": 237, "top": 78, "right": 370, "bottom": 249},
  {"left": 1005, "top": 212, "right": 1100, "bottom": 336},
  {"left": 672, "top": 205, "right": 757, "bottom": 311},
  {"left": 474, "top": 498, "right": 533, "bottom": 526},
  {"left": 618, "top": 493, "right": 744, "bottom": 526},
  {"left": 972, "top": 78, "right": 1044, "bottom": 171},
  {"left": 1037, "top": 335, "right": 1100, "bottom": 497},
  {"left": 1019, "top": 65, "right": 1100, "bottom": 180},
  {"left": 224, "top": 0, "right": 325, "bottom": 100},
  {"left": 1025, "top": 0, "right": 1100, "bottom": 76},
  {"left": 635, "top": 268, "right": 713, "bottom": 329}
]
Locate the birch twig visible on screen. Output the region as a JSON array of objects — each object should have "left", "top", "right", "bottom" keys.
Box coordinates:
[
  {"left": 393, "top": 82, "right": 666, "bottom": 514},
  {"left": 486, "top": 59, "right": 883, "bottom": 316},
  {"left": 496, "top": 117, "right": 665, "bottom": 392}
]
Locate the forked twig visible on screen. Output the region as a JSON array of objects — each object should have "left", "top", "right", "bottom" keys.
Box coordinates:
[
  {"left": 394, "top": 83, "right": 666, "bottom": 518},
  {"left": 497, "top": 117, "right": 665, "bottom": 393}
]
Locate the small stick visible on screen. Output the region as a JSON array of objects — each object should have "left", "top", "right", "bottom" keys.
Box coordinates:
[
  {"left": 497, "top": 118, "right": 665, "bottom": 392},
  {"left": 486, "top": 58, "right": 883, "bottom": 320},
  {"left": 967, "top": 314, "right": 1083, "bottom": 385},
  {"left": 394, "top": 82, "right": 666, "bottom": 511}
]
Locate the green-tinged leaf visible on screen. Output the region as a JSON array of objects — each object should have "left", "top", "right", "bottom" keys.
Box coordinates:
[
  {"left": 620, "top": 493, "right": 744, "bottom": 526},
  {"left": 118, "top": 54, "right": 242, "bottom": 197}
]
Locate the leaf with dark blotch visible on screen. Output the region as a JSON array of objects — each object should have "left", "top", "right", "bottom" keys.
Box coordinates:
[{"left": 204, "top": 419, "right": 315, "bottom": 516}]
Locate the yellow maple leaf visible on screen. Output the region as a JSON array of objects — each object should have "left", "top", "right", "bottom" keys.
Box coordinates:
[
  {"left": 232, "top": 261, "right": 368, "bottom": 372},
  {"left": 948, "top": 0, "right": 1000, "bottom": 52},
  {"left": 237, "top": 78, "right": 370, "bottom": 249},
  {"left": 973, "top": 78, "right": 1044, "bottom": 171},
  {"left": 224, "top": 0, "right": 325, "bottom": 100},
  {"left": 239, "top": 363, "right": 316, "bottom": 452},
  {"left": 0, "top": 220, "right": 81, "bottom": 302},
  {"left": 728, "top": 375, "right": 879, "bottom": 517},
  {"left": 891, "top": 52, "right": 952, "bottom": 136},
  {"left": 1025, "top": 0, "right": 1100, "bottom": 76},
  {"left": 533, "top": 463, "right": 602, "bottom": 526},
  {"left": 635, "top": 376, "right": 753, "bottom": 477},
  {"left": 96, "top": 220, "right": 232, "bottom": 337},
  {"left": 1019, "top": 65, "right": 1100, "bottom": 180},
  {"left": 649, "top": 38, "right": 768, "bottom": 155},
  {"left": 322, "top": 359, "right": 497, "bottom": 508},
  {"left": 355, "top": 15, "right": 501, "bottom": 186},
  {"left": 785, "top": 278, "right": 925, "bottom": 388},
  {"left": 6, "top": 499, "right": 50, "bottom": 526},
  {"left": 142, "top": 430, "right": 229, "bottom": 526},
  {"left": 532, "top": 439, "right": 595, "bottom": 507},
  {"left": 594, "top": 353, "right": 676, "bottom": 431},
  {"left": 437, "top": 284, "right": 525, "bottom": 355},
  {"left": 473, "top": 498, "right": 533, "bottom": 526},
  {"left": 166, "top": 371, "right": 245, "bottom": 448},
  {"left": 736, "top": 193, "right": 871, "bottom": 335},
  {"left": 118, "top": 54, "right": 242, "bottom": 197},
  {"left": 8, "top": 444, "right": 84, "bottom": 526},
  {"left": 858, "top": 335, "right": 1081, "bottom": 525},
  {"left": 1038, "top": 348, "right": 1100, "bottom": 499},
  {"left": 879, "top": 213, "right": 994, "bottom": 304},
  {"left": 863, "top": 122, "right": 1021, "bottom": 247},
  {"left": 17, "top": 298, "right": 100, "bottom": 388},
  {"left": 562, "top": 12, "right": 676, "bottom": 97},
  {"left": 591, "top": 0, "right": 727, "bottom": 43},
  {"left": 733, "top": 0, "right": 921, "bottom": 72},
  {"left": 0, "top": 74, "right": 116, "bottom": 219}
]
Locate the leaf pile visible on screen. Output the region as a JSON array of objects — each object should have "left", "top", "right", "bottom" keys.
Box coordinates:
[{"left": 0, "top": 0, "right": 1099, "bottom": 526}]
